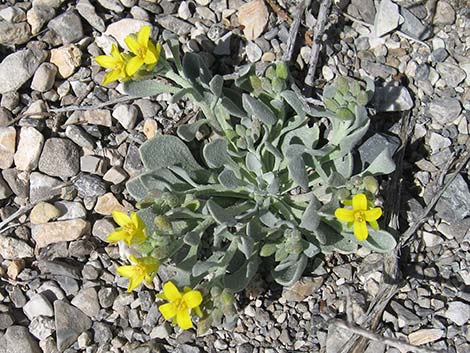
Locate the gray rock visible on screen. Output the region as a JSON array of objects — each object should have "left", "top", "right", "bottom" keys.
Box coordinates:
[
  {"left": 435, "top": 174, "right": 470, "bottom": 221},
  {"left": 14, "top": 127, "right": 44, "bottom": 171},
  {"left": 0, "top": 175, "right": 12, "bottom": 199},
  {"left": 246, "top": 42, "right": 263, "bottom": 63},
  {"left": 373, "top": 85, "right": 414, "bottom": 112},
  {"left": 124, "top": 144, "right": 144, "bottom": 177},
  {"left": 29, "top": 172, "right": 62, "bottom": 203},
  {"left": 80, "top": 155, "right": 107, "bottom": 175},
  {"left": 0, "top": 47, "right": 47, "bottom": 94},
  {"left": 93, "top": 322, "right": 112, "bottom": 344},
  {"left": 54, "top": 201, "right": 87, "bottom": 220},
  {"left": 0, "top": 21, "right": 31, "bottom": 45},
  {"left": 3, "top": 326, "right": 41, "bottom": 353},
  {"left": 362, "top": 62, "right": 397, "bottom": 78},
  {"left": 390, "top": 301, "right": 421, "bottom": 326},
  {"left": 71, "top": 287, "right": 100, "bottom": 318},
  {"left": 176, "top": 344, "right": 200, "bottom": 353},
  {"left": 27, "top": 5, "right": 56, "bottom": 35},
  {"left": 65, "top": 125, "right": 95, "bottom": 150},
  {"left": 39, "top": 260, "right": 81, "bottom": 279},
  {"left": 0, "top": 235, "right": 33, "bottom": 259},
  {"left": 0, "top": 126, "right": 16, "bottom": 169},
  {"left": 23, "top": 294, "right": 54, "bottom": 320},
  {"left": 38, "top": 138, "right": 80, "bottom": 177},
  {"left": 2, "top": 169, "right": 29, "bottom": 198},
  {"left": 428, "top": 132, "right": 450, "bottom": 153},
  {"left": 96, "top": 0, "right": 124, "bottom": 12},
  {"left": 156, "top": 15, "right": 192, "bottom": 36},
  {"left": 103, "top": 166, "right": 128, "bottom": 185},
  {"left": 48, "top": 11, "right": 84, "bottom": 44},
  {"left": 0, "top": 312, "right": 14, "bottom": 330},
  {"left": 31, "top": 63, "right": 58, "bottom": 92},
  {"left": 373, "top": 0, "right": 400, "bottom": 37},
  {"left": 29, "top": 316, "right": 55, "bottom": 340},
  {"left": 415, "top": 64, "right": 430, "bottom": 81},
  {"left": 400, "top": 7, "right": 432, "bottom": 41},
  {"left": 436, "top": 63, "right": 466, "bottom": 87},
  {"left": 444, "top": 301, "right": 470, "bottom": 326},
  {"left": 349, "top": 0, "right": 376, "bottom": 24},
  {"left": 65, "top": 109, "right": 112, "bottom": 127},
  {"left": 112, "top": 104, "right": 138, "bottom": 130},
  {"left": 358, "top": 133, "right": 400, "bottom": 167},
  {"left": 54, "top": 300, "right": 92, "bottom": 352},
  {"left": 430, "top": 48, "right": 449, "bottom": 63},
  {"left": 97, "top": 287, "right": 117, "bottom": 308},
  {"left": 433, "top": 1, "right": 455, "bottom": 25},
  {"left": 73, "top": 173, "right": 107, "bottom": 198},
  {"left": 32, "top": 219, "right": 90, "bottom": 249},
  {"left": 76, "top": 0, "right": 106, "bottom": 31},
  {"left": 428, "top": 97, "right": 461, "bottom": 125}
]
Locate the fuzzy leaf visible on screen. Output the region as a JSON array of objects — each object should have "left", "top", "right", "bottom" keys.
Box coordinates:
[
  {"left": 272, "top": 255, "right": 307, "bottom": 286},
  {"left": 206, "top": 199, "right": 236, "bottom": 226},
  {"left": 363, "top": 229, "right": 397, "bottom": 253},
  {"left": 170, "top": 88, "right": 193, "bottom": 103},
  {"left": 218, "top": 169, "right": 242, "bottom": 189},
  {"left": 224, "top": 256, "right": 260, "bottom": 292},
  {"left": 177, "top": 119, "right": 209, "bottom": 141},
  {"left": 182, "top": 52, "right": 201, "bottom": 81},
  {"left": 203, "top": 139, "right": 231, "bottom": 168},
  {"left": 192, "top": 260, "right": 219, "bottom": 277},
  {"left": 221, "top": 97, "right": 247, "bottom": 118},
  {"left": 300, "top": 196, "right": 321, "bottom": 231},
  {"left": 123, "top": 80, "right": 177, "bottom": 97},
  {"left": 280, "top": 90, "right": 306, "bottom": 119},
  {"left": 260, "top": 243, "right": 277, "bottom": 257},
  {"left": 246, "top": 152, "right": 262, "bottom": 173},
  {"left": 140, "top": 135, "right": 203, "bottom": 171},
  {"left": 334, "top": 152, "right": 354, "bottom": 179},
  {"left": 238, "top": 236, "right": 254, "bottom": 259},
  {"left": 210, "top": 75, "right": 224, "bottom": 97},
  {"left": 242, "top": 94, "right": 276, "bottom": 125},
  {"left": 288, "top": 156, "right": 308, "bottom": 189},
  {"left": 126, "top": 176, "right": 149, "bottom": 200}
]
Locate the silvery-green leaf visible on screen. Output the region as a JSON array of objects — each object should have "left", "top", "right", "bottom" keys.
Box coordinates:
[
  {"left": 242, "top": 94, "right": 276, "bottom": 126},
  {"left": 274, "top": 253, "right": 299, "bottom": 271},
  {"left": 260, "top": 211, "right": 279, "bottom": 228},
  {"left": 337, "top": 77, "right": 350, "bottom": 95},
  {"left": 350, "top": 105, "right": 369, "bottom": 130},
  {"left": 288, "top": 156, "right": 308, "bottom": 189},
  {"left": 274, "top": 247, "right": 288, "bottom": 262},
  {"left": 328, "top": 172, "right": 347, "bottom": 187},
  {"left": 137, "top": 207, "right": 158, "bottom": 239},
  {"left": 300, "top": 196, "right": 321, "bottom": 231},
  {"left": 246, "top": 152, "right": 262, "bottom": 173},
  {"left": 350, "top": 80, "right": 361, "bottom": 97},
  {"left": 338, "top": 121, "right": 370, "bottom": 155},
  {"left": 203, "top": 139, "right": 231, "bottom": 168},
  {"left": 272, "top": 255, "right": 307, "bottom": 286},
  {"left": 276, "top": 62, "right": 288, "bottom": 80},
  {"left": 265, "top": 141, "right": 283, "bottom": 168},
  {"left": 192, "top": 260, "right": 218, "bottom": 277},
  {"left": 303, "top": 242, "right": 319, "bottom": 258},
  {"left": 177, "top": 119, "right": 209, "bottom": 141},
  {"left": 323, "top": 84, "right": 336, "bottom": 99},
  {"left": 210, "top": 74, "right": 224, "bottom": 97},
  {"left": 206, "top": 199, "right": 236, "bottom": 226},
  {"left": 221, "top": 97, "right": 247, "bottom": 118},
  {"left": 246, "top": 219, "right": 263, "bottom": 240},
  {"left": 224, "top": 256, "right": 260, "bottom": 293},
  {"left": 260, "top": 243, "right": 277, "bottom": 257},
  {"left": 123, "top": 80, "right": 178, "bottom": 97},
  {"left": 218, "top": 169, "right": 242, "bottom": 189},
  {"left": 362, "top": 229, "right": 397, "bottom": 253},
  {"left": 182, "top": 52, "right": 201, "bottom": 81},
  {"left": 331, "top": 237, "right": 358, "bottom": 253},
  {"left": 162, "top": 32, "right": 183, "bottom": 72},
  {"left": 238, "top": 235, "right": 254, "bottom": 258},
  {"left": 170, "top": 88, "right": 193, "bottom": 103},
  {"left": 333, "top": 152, "right": 354, "bottom": 179},
  {"left": 140, "top": 135, "right": 203, "bottom": 171},
  {"left": 336, "top": 107, "right": 355, "bottom": 120},
  {"left": 184, "top": 231, "right": 201, "bottom": 246},
  {"left": 126, "top": 176, "right": 149, "bottom": 200},
  {"left": 363, "top": 148, "right": 396, "bottom": 175}
]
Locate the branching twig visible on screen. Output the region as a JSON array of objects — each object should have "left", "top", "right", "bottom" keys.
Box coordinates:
[
  {"left": 305, "top": 0, "right": 333, "bottom": 87},
  {"left": 332, "top": 320, "right": 446, "bottom": 353},
  {"left": 283, "top": 0, "right": 311, "bottom": 62},
  {"left": 49, "top": 95, "right": 136, "bottom": 113}
]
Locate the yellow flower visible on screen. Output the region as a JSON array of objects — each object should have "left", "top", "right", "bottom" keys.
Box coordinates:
[
  {"left": 334, "top": 193, "right": 382, "bottom": 241},
  {"left": 107, "top": 211, "right": 147, "bottom": 245},
  {"left": 158, "top": 281, "right": 203, "bottom": 330},
  {"left": 94, "top": 44, "right": 129, "bottom": 85},
  {"left": 116, "top": 255, "right": 160, "bottom": 292},
  {"left": 124, "top": 26, "right": 161, "bottom": 76}
]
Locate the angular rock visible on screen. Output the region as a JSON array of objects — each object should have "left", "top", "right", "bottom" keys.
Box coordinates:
[
  {"left": 3, "top": 325, "right": 42, "bottom": 353},
  {"left": 435, "top": 174, "right": 470, "bottom": 221},
  {"left": 444, "top": 301, "right": 470, "bottom": 326},
  {"left": 436, "top": 63, "right": 466, "bottom": 87},
  {"left": 0, "top": 126, "right": 16, "bottom": 169},
  {"left": 73, "top": 173, "right": 107, "bottom": 198},
  {"left": 76, "top": 0, "right": 106, "bottom": 31},
  {"left": 65, "top": 109, "right": 112, "bottom": 127},
  {"left": 71, "top": 287, "right": 100, "bottom": 318},
  {"left": 26, "top": 6, "right": 55, "bottom": 35},
  {"left": 48, "top": 11, "right": 84, "bottom": 44},
  {"left": 31, "top": 63, "right": 58, "bottom": 92},
  {"left": 23, "top": 294, "right": 54, "bottom": 320},
  {"left": 50, "top": 45, "right": 82, "bottom": 79},
  {"left": 2, "top": 168, "right": 29, "bottom": 198},
  {"left": 54, "top": 201, "right": 87, "bottom": 220},
  {"left": 0, "top": 175, "right": 12, "bottom": 199},
  {"left": 94, "top": 192, "right": 125, "bottom": 215},
  {"left": 38, "top": 138, "right": 80, "bottom": 178},
  {"left": 156, "top": 15, "right": 192, "bottom": 36},
  {"left": 103, "top": 166, "right": 128, "bottom": 185},
  {"left": 65, "top": 125, "right": 95, "bottom": 150},
  {"left": 0, "top": 235, "right": 33, "bottom": 259},
  {"left": 31, "top": 219, "right": 90, "bottom": 249},
  {"left": 282, "top": 277, "right": 324, "bottom": 302},
  {"left": 0, "top": 47, "right": 47, "bottom": 94},
  {"left": 373, "top": 85, "right": 414, "bottom": 112},
  {"left": 400, "top": 8, "right": 432, "bottom": 41},
  {"left": 104, "top": 19, "right": 151, "bottom": 49},
  {"left": 112, "top": 104, "right": 138, "bottom": 130},
  {"left": 30, "top": 202, "right": 61, "bottom": 224},
  {"left": 29, "top": 316, "right": 55, "bottom": 340},
  {"left": 408, "top": 329, "right": 444, "bottom": 346},
  {"left": 0, "top": 21, "right": 31, "bottom": 45},
  {"left": 29, "top": 172, "right": 62, "bottom": 203},
  {"left": 428, "top": 97, "right": 461, "bottom": 126},
  {"left": 54, "top": 300, "right": 92, "bottom": 352},
  {"left": 14, "top": 127, "right": 44, "bottom": 171},
  {"left": 373, "top": 0, "right": 400, "bottom": 37},
  {"left": 92, "top": 218, "right": 115, "bottom": 242},
  {"left": 433, "top": 1, "right": 455, "bottom": 25}
]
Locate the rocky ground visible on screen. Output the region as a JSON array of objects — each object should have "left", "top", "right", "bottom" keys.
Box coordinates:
[{"left": 0, "top": 0, "right": 469, "bottom": 352}]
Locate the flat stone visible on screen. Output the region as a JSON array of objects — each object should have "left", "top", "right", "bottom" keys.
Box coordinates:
[
  {"left": 2, "top": 168, "right": 29, "bottom": 198},
  {"left": 65, "top": 109, "right": 112, "bottom": 127},
  {"left": 246, "top": 42, "right": 262, "bottom": 63},
  {"left": 0, "top": 235, "right": 34, "bottom": 259},
  {"left": 444, "top": 301, "right": 470, "bottom": 326},
  {"left": 71, "top": 287, "right": 100, "bottom": 318},
  {"left": 408, "top": 329, "right": 444, "bottom": 346},
  {"left": 400, "top": 7, "right": 432, "bottom": 41},
  {"left": 112, "top": 104, "right": 138, "bottom": 130},
  {"left": 30, "top": 202, "right": 61, "bottom": 224},
  {"left": 3, "top": 326, "right": 41, "bottom": 353},
  {"left": 65, "top": 125, "right": 95, "bottom": 150},
  {"left": 29, "top": 172, "right": 62, "bottom": 203},
  {"left": 390, "top": 301, "right": 421, "bottom": 327},
  {"left": 358, "top": 133, "right": 400, "bottom": 168},
  {"left": 14, "top": 127, "right": 44, "bottom": 171},
  {"left": 54, "top": 201, "right": 87, "bottom": 220},
  {"left": 23, "top": 293, "right": 54, "bottom": 320},
  {"left": 373, "top": 0, "right": 400, "bottom": 37},
  {"left": 428, "top": 97, "right": 461, "bottom": 125},
  {"left": 92, "top": 218, "right": 115, "bottom": 242},
  {"left": 436, "top": 63, "right": 466, "bottom": 87},
  {"left": 54, "top": 300, "right": 92, "bottom": 352},
  {"left": 97, "top": 0, "right": 124, "bottom": 12},
  {"left": 31, "top": 63, "right": 58, "bottom": 92},
  {"left": 422, "top": 231, "right": 444, "bottom": 247},
  {"left": 73, "top": 173, "right": 107, "bottom": 198},
  {"left": 0, "top": 47, "right": 47, "bottom": 94},
  {"left": 48, "top": 11, "right": 83, "bottom": 44},
  {"left": 50, "top": 45, "right": 82, "bottom": 79},
  {"left": 26, "top": 5, "right": 55, "bottom": 35},
  {"left": 29, "top": 316, "right": 55, "bottom": 340},
  {"left": 156, "top": 15, "right": 192, "bottom": 36},
  {"left": 0, "top": 21, "right": 31, "bottom": 46},
  {"left": 103, "top": 166, "right": 128, "bottom": 185},
  {"left": 0, "top": 175, "right": 12, "bottom": 199},
  {"left": 76, "top": 0, "right": 106, "bottom": 31},
  {"left": 373, "top": 85, "right": 414, "bottom": 112},
  {"left": 94, "top": 192, "right": 125, "bottom": 215},
  {"left": 104, "top": 19, "right": 151, "bottom": 49},
  {"left": 282, "top": 277, "right": 324, "bottom": 302},
  {"left": 0, "top": 127, "right": 16, "bottom": 169},
  {"left": 433, "top": 1, "right": 455, "bottom": 25},
  {"left": 31, "top": 219, "right": 90, "bottom": 249},
  {"left": 38, "top": 138, "right": 81, "bottom": 177},
  {"left": 435, "top": 174, "right": 470, "bottom": 221}
]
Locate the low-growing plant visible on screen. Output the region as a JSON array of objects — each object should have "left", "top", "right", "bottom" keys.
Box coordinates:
[{"left": 97, "top": 27, "right": 397, "bottom": 333}]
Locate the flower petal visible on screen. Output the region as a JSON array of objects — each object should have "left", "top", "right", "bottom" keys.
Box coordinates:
[
  {"left": 94, "top": 55, "right": 117, "bottom": 69},
  {"left": 183, "top": 290, "right": 203, "bottom": 309},
  {"left": 144, "top": 273, "right": 156, "bottom": 284},
  {"left": 193, "top": 306, "right": 203, "bottom": 318},
  {"left": 110, "top": 44, "right": 123, "bottom": 60},
  {"left": 127, "top": 274, "right": 145, "bottom": 292},
  {"left": 131, "top": 229, "right": 146, "bottom": 244},
  {"left": 159, "top": 303, "right": 177, "bottom": 320},
  {"left": 106, "top": 229, "right": 129, "bottom": 243},
  {"left": 112, "top": 211, "right": 131, "bottom": 227},
  {"left": 102, "top": 70, "right": 121, "bottom": 85},
  {"left": 143, "top": 48, "right": 157, "bottom": 65},
  {"left": 352, "top": 193, "right": 367, "bottom": 211},
  {"left": 137, "top": 25, "right": 151, "bottom": 47},
  {"left": 335, "top": 208, "right": 354, "bottom": 222},
  {"left": 116, "top": 265, "right": 138, "bottom": 278},
  {"left": 126, "top": 55, "right": 144, "bottom": 76},
  {"left": 353, "top": 220, "right": 368, "bottom": 241},
  {"left": 365, "top": 207, "right": 382, "bottom": 222},
  {"left": 176, "top": 309, "right": 193, "bottom": 330},
  {"left": 124, "top": 35, "right": 140, "bottom": 56},
  {"left": 163, "top": 281, "right": 182, "bottom": 301}
]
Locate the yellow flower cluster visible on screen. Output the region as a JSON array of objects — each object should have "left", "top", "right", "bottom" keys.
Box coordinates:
[{"left": 94, "top": 26, "right": 161, "bottom": 85}]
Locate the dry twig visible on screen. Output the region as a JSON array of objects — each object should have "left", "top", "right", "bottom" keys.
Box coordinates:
[{"left": 283, "top": 0, "right": 311, "bottom": 62}]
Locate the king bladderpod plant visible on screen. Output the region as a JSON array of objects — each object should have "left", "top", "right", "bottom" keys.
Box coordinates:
[{"left": 102, "top": 31, "right": 397, "bottom": 331}]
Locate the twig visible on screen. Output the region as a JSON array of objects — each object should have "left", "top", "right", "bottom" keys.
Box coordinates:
[
  {"left": 265, "top": 0, "right": 293, "bottom": 24},
  {"left": 332, "top": 320, "right": 446, "bottom": 353},
  {"left": 283, "top": 0, "right": 311, "bottom": 62},
  {"left": 49, "top": 95, "right": 136, "bottom": 113},
  {"left": 304, "top": 0, "right": 333, "bottom": 87}
]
